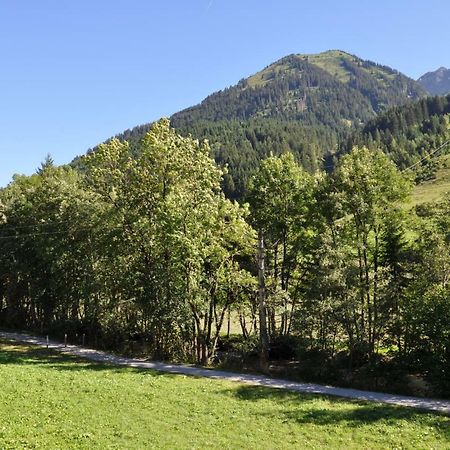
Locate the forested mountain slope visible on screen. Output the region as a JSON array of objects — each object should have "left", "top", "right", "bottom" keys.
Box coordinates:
[
  {"left": 344, "top": 94, "right": 450, "bottom": 181},
  {"left": 172, "top": 50, "right": 425, "bottom": 127},
  {"left": 96, "top": 50, "right": 426, "bottom": 197}
]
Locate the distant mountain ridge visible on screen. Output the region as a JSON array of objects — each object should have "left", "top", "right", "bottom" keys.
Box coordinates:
[{"left": 418, "top": 67, "right": 450, "bottom": 95}]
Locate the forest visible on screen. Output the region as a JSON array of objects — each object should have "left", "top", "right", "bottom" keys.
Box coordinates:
[
  {"left": 1, "top": 118, "right": 449, "bottom": 397},
  {"left": 91, "top": 50, "right": 428, "bottom": 199}
]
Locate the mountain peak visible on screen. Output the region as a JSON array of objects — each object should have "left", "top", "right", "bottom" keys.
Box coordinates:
[
  {"left": 172, "top": 50, "right": 425, "bottom": 128},
  {"left": 307, "top": 49, "right": 352, "bottom": 57},
  {"left": 84, "top": 50, "right": 430, "bottom": 198},
  {"left": 418, "top": 67, "right": 450, "bottom": 95}
]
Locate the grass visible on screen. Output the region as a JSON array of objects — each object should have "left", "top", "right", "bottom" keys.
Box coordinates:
[
  {"left": 245, "top": 51, "right": 354, "bottom": 88},
  {"left": 297, "top": 50, "right": 395, "bottom": 85},
  {"left": 1, "top": 340, "right": 450, "bottom": 449},
  {"left": 246, "top": 62, "right": 291, "bottom": 88},
  {"left": 301, "top": 50, "right": 353, "bottom": 83},
  {"left": 412, "top": 155, "right": 450, "bottom": 206},
  {"left": 245, "top": 50, "right": 396, "bottom": 96}
]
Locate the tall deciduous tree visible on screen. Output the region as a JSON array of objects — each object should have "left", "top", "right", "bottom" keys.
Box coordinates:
[
  {"left": 85, "top": 119, "right": 255, "bottom": 362},
  {"left": 332, "top": 146, "right": 412, "bottom": 360},
  {"left": 248, "top": 152, "right": 316, "bottom": 342}
]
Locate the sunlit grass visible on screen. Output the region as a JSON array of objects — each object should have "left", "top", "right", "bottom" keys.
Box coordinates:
[
  {"left": 410, "top": 154, "right": 450, "bottom": 206},
  {"left": 1, "top": 339, "right": 449, "bottom": 449}
]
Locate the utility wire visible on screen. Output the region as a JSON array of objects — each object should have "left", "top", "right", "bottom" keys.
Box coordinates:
[
  {"left": 0, "top": 220, "right": 71, "bottom": 232},
  {"left": 0, "top": 228, "right": 90, "bottom": 240},
  {"left": 0, "top": 139, "right": 448, "bottom": 240},
  {"left": 401, "top": 139, "right": 450, "bottom": 172},
  {"left": 320, "top": 139, "right": 450, "bottom": 172},
  {"left": 0, "top": 225, "right": 123, "bottom": 240}
]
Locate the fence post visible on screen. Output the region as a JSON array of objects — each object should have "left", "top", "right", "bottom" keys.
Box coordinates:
[{"left": 64, "top": 333, "right": 67, "bottom": 347}]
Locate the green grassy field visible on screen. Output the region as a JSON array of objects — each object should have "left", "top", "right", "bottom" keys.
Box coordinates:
[
  {"left": 0, "top": 340, "right": 449, "bottom": 449},
  {"left": 412, "top": 156, "right": 450, "bottom": 206}
]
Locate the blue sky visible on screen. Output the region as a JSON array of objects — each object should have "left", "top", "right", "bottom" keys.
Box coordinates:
[{"left": 1, "top": 0, "right": 449, "bottom": 186}]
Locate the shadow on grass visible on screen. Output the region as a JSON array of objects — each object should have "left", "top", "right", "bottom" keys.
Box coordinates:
[
  {"left": 0, "top": 340, "right": 172, "bottom": 377},
  {"left": 2, "top": 339, "right": 450, "bottom": 441},
  {"left": 225, "top": 385, "right": 450, "bottom": 438}
]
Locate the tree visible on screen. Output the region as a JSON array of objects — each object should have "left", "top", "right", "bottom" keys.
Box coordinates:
[
  {"left": 0, "top": 165, "right": 104, "bottom": 333},
  {"left": 248, "top": 152, "right": 316, "bottom": 348},
  {"left": 331, "top": 146, "right": 412, "bottom": 360},
  {"left": 85, "top": 118, "right": 255, "bottom": 362}
]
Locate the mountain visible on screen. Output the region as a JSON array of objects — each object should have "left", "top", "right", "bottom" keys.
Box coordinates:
[
  {"left": 418, "top": 67, "right": 450, "bottom": 95},
  {"left": 172, "top": 50, "right": 425, "bottom": 128},
  {"left": 344, "top": 94, "right": 450, "bottom": 181},
  {"left": 86, "top": 50, "right": 427, "bottom": 198}
]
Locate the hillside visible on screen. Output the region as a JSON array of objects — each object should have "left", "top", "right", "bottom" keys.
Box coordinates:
[
  {"left": 344, "top": 94, "right": 450, "bottom": 179},
  {"left": 172, "top": 50, "right": 425, "bottom": 128},
  {"left": 418, "top": 67, "right": 450, "bottom": 95},
  {"left": 105, "top": 50, "right": 425, "bottom": 197},
  {"left": 412, "top": 154, "right": 450, "bottom": 205}
]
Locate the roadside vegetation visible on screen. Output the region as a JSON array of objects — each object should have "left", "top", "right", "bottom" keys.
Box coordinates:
[{"left": 0, "top": 119, "right": 449, "bottom": 398}]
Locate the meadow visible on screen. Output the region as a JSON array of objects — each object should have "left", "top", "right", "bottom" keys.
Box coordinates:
[
  {"left": 412, "top": 155, "right": 450, "bottom": 205},
  {"left": 1, "top": 339, "right": 449, "bottom": 449}
]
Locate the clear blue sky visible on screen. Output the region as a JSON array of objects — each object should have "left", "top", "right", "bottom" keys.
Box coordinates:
[{"left": 1, "top": 0, "right": 449, "bottom": 186}]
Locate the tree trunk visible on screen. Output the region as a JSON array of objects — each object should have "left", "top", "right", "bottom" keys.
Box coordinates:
[{"left": 257, "top": 230, "right": 269, "bottom": 373}]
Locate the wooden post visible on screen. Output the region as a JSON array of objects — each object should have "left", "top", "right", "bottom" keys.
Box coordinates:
[
  {"left": 64, "top": 333, "right": 67, "bottom": 347},
  {"left": 46, "top": 335, "right": 49, "bottom": 349},
  {"left": 82, "top": 333, "right": 85, "bottom": 347}
]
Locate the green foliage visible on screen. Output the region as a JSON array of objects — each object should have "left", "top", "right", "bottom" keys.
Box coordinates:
[
  {"left": 297, "top": 147, "right": 413, "bottom": 363},
  {"left": 346, "top": 94, "right": 450, "bottom": 177},
  {"left": 333, "top": 148, "right": 411, "bottom": 356},
  {"left": 248, "top": 153, "right": 316, "bottom": 338},
  {"left": 83, "top": 51, "right": 425, "bottom": 199},
  {"left": 0, "top": 165, "right": 105, "bottom": 331},
  {"left": 172, "top": 52, "right": 424, "bottom": 126},
  {"left": 412, "top": 155, "right": 450, "bottom": 205},
  {"left": 2, "top": 116, "right": 450, "bottom": 395},
  {"left": 175, "top": 119, "right": 336, "bottom": 198},
  {"left": 0, "top": 120, "right": 255, "bottom": 363},
  {"left": 86, "top": 119, "right": 255, "bottom": 362},
  {"left": 169, "top": 53, "right": 423, "bottom": 197}
]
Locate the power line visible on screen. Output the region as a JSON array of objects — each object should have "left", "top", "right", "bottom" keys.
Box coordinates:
[
  {"left": 0, "top": 228, "right": 90, "bottom": 240},
  {"left": 1, "top": 139, "right": 448, "bottom": 240},
  {"left": 0, "top": 220, "right": 71, "bottom": 232},
  {"left": 0, "top": 225, "right": 122, "bottom": 241},
  {"left": 402, "top": 139, "right": 450, "bottom": 172},
  {"left": 320, "top": 139, "right": 450, "bottom": 173}
]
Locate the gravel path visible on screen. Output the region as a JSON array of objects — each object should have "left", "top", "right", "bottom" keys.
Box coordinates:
[{"left": 2, "top": 330, "right": 450, "bottom": 415}]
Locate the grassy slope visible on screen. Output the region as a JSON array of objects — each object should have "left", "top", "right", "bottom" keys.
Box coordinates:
[
  {"left": 304, "top": 50, "right": 353, "bottom": 82},
  {"left": 306, "top": 50, "right": 396, "bottom": 84},
  {"left": 412, "top": 155, "right": 450, "bottom": 205},
  {"left": 247, "top": 50, "right": 396, "bottom": 89},
  {"left": 246, "top": 62, "right": 291, "bottom": 88},
  {"left": 1, "top": 340, "right": 449, "bottom": 449}
]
